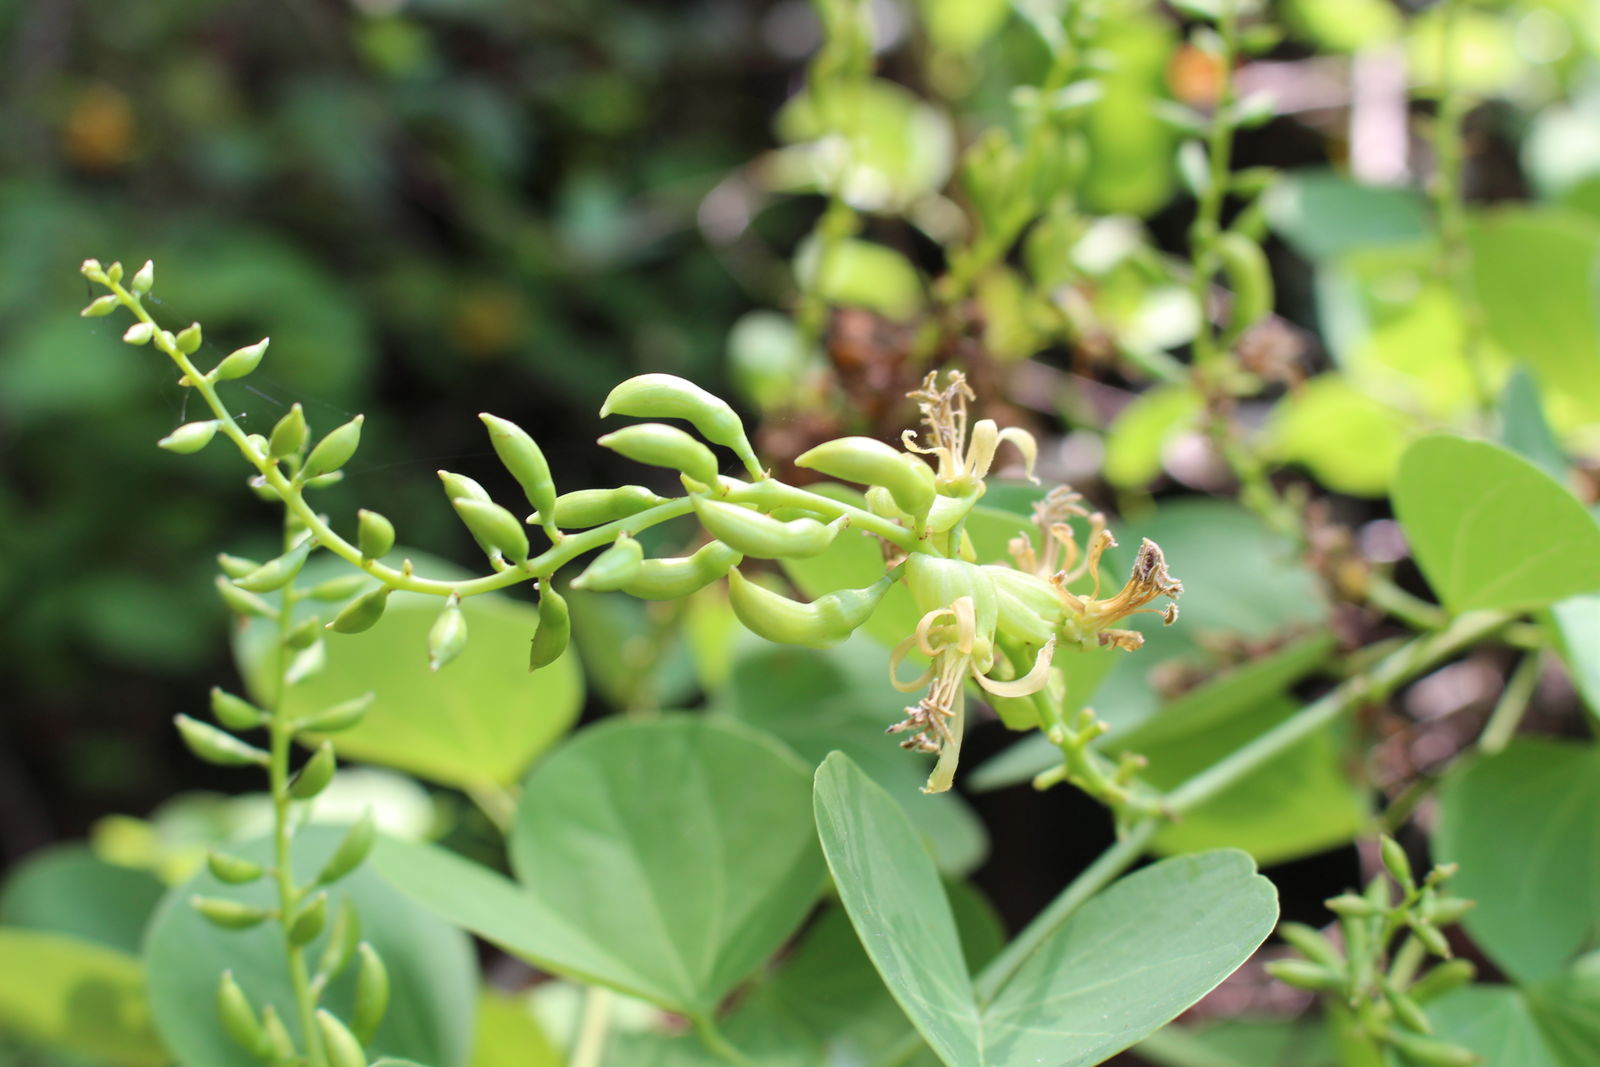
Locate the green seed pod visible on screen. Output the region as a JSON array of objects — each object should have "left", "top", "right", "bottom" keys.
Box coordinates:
[
  {"left": 356, "top": 509, "right": 395, "bottom": 560},
  {"left": 437, "top": 469, "right": 492, "bottom": 504},
  {"left": 210, "top": 687, "right": 266, "bottom": 731},
  {"left": 214, "top": 338, "right": 269, "bottom": 380},
  {"left": 1384, "top": 1030, "right": 1478, "bottom": 1067},
  {"left": 727, "top": 568, "right": 894, "bottom": 649},
  {"left": 795, "top": 437, "right": 936, "bottom": 521},
  {"left": 1326, "top": 893, "right": 1379, "bottom": 918},
  {"left": 1386, "top": 985, "right": 1433, "bottom": 1035},
  {"left": 215, "top": 575, "right": 276, "bottom": 619},
  {"left": 309, "top": 573, "right": 371, "bottom": 602},
  {"left": 1264, "top": 958, "right": 1344, "bottom": 993},
  {"left": 428, "top": 603, "right": 468, "bottom": 671},
  {"left": 303, "top": 414, "right": 364, "bottom": 480},
  {"left": 288, "top": 892, "right": 328, "bottom": 946},
  {"left": 452, "top": 497, "right": 529, "bottom": 564},
  {"left": 865, "top": 486, "right": 907, "bottom": 521},
  {"left": 233, "top": 542, "right": 312, "bottom": 593},
  {"left": 175, "top": 714, "right": 269, "bottom": 767},
  {"left": 1406, "top": 959, "right": 1476, "bottom": 1003},
  {"left": 529, "top": 586, "right": 571, "bottom": 670},
  {"left": 1422, "top": 896, "right": 1474, "bottom": 926},
  {"left": 290, "top": 742, "right": 337, "bottom": 800},
  {"left": 191, "top": 895, "right": 271, "bottom": 930},
  {"left": 536, "top": 485, "right": 668, "bottom": 528},
  {"left": 598, "top": 422, "right": 721, "bottom": 488},
  {"left": 296, "top": 693, "right": 375, "bottom": 734},
  {"left": 316, "top": 1009, "right": 367, "bottom": 1067},
  {"left": 216, "top": 971, "right": 267, "bottom": 1056},
  {"left": 570, "top": 533, "right": 645, "bottom": 591},
  {"left": 207, "top": 852, "right": 265, "bottom": 885},
  {"left": 1410, "top": 920, "right": 1452, "bottom": 958},
  {"left": 316, "top": 897, "right": 363, "bottom": 980},
  {"left": 259, "top": 1005, "right": 295, "bottom": 1062},
  {"left": 327, "top": 585, "right": 392, "bottom": 634},
  {"left": 1365, "top": 873, "right": 1392, "bottom": 910},
  {"left": 123, "top": 322, "right": 155, "bottom": 345},
  {"left": 617, "top": 540, "right": 742, "bottom": 600},
  {"left": 351, "top": 943, "right": 390, "bottom": 1044},
  {"left": 131, "top": 260, "right": 154, "bottom": 295},
  {"left": 480, "top": 413, "right": 559, "bottom": 539},
  {"left": 269, "top": 404, "right": 308, "bottom": 459},
  {"left": 600, "top": 373, "right": 761, "bottom": 476},
  {"left": 285, "top": 615, "right": 322, "bottom": 650},
  {"left": 1380, "top": 836, "right": 1415, "bottom": 892},
  {"left": 81, "top": 294, "right": 119, "bottom": 317},
  {"left": 692, "top": 498, "right": 844, "bottom": 559},
  {"left": 315, "top": 811, "right": 377, "bottom": 887},
  {"left": 175, "top": 322, "right": 202, "bottom": 354},
  {"left": 1216, "top": 230, "right": 1273, "bottom": 343},
  {"left": 158, "top": 420, "right": 220, "bottom": 454},
  {"left": 304, "top": 472, "right": 344, "bottom": 491},
  {"left": 216, "top": 554, "right": 260, "bottom": 580},
  {"left": 1276, "top": 922, "right": 1343, "bottom": 970}
]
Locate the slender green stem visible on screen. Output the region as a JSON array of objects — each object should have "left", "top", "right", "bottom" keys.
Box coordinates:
[
  {"left": 568, "top": 986, "right": 614, "bottom": 1067},
  {"left": 1365, "top": 575, "right": 1449, "bottom": 632},
  {"left": 1478, "top": 648, "right": 1541, "bottom": 754},
  {"left": 692, "top": 1014, "right": 755, "bottom": 1067},
  {"left": 1188, "top": 3, "right": 1240, "bottom": 375}
]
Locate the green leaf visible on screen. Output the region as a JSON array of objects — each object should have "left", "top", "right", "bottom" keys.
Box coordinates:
[
  {"left": 1499, "top": 367, "right": 1567, "bottom": 480},
  {"left": 1265, "top": 171, "right": 1429, "bottom": 262},
  {"left": 1550, "top": 594, "right": 1600, "bottom": 726},
  {"left": 1138, "top": 1017, "right": 1336, "bottom": 1066},
  {"left": 144, "top": 825, "right": 476, "bottom": 1067},
  {"left": 1435, "top": 739, "right": 1600, "bottom": 983},
  {"left": 1527, "top": 952, "right": 1600, "bottom": 1067},
  {"left": 915, "top": 0, "right": 1009, "bottom": 52},
  {"left": 1103, "top": 384, "right": 1203, "bottom": 489},
  {"left": 1392, "top": 435, "right": 1600, "bottom": 613},
  {"left": 0, "top": 928, "right": 166, "bottom": 1066},
  {"left": 1265, "top": 376, "right": 1417, "bottom": 496},
  {"left": 813, "top": 753, "right": 1278, "bottom": 1067},
  {"left": 469, "top": 989, "right": 560, "bottom": 1067},
  {"left": 1431, "top": 986, "right": 1565, "bottom": 1067},
  {"left": 0, "top": 843, "right": 165, "bottom": 954},
  {"left": 376, "top": 718, "right": 823, "bottom": 1017}
]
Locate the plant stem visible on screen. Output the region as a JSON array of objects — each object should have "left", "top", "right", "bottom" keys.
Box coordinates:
[
  {"left": 1365, "top": 575, "right": 1449, "bottom": 632},
  {"left": 1478, "top": 648, "right": 1540, "bottom": 755},
  {"left": 568, "top": 986, "right": 613, "bottom": 1067},
  {"left": 1188, "top": 2, "right": 1240, "bottom": 376},
  {"left": 692, "top": 1014, "right": 755, "bottom": 1067}
]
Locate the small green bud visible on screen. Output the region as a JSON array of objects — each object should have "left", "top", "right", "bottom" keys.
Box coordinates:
[
  {"left": 316, "top": 897, "right": 362, "bottom": 980},
  {"left": 303, "top": 414, "right": 364, "bottom": 479},
  {"left": 269, "top": 403, "right": 308, "bottom": 459},
  {"left": 80, "top": 258, "right": 107, "bottom": 282},
  {"left": 529, "top": 586, "right": 570, "bottom": 670},
  {"left": 570, "top": 533, "right": 645, "bottom": 592},
  {"left": 1264, "top": 958, "right": 1344, "bottom": 993},
  {"left": 437, "top": 469, "right": 492, "bottom": 504},
  {"left": 157, "top": 420, "right": 219, "bottom": 454},
  {"left": 81, "top": 294, "right": 119, "bottom": 317},
  {"left": 1380, "top": 836, "right": 1415, "bottom": 891},
  {"left": 216, "top": 554, "right": 260, "bottom": 580},
  {"left": 210, "top": 687, "right": 266, "bottom": 730},
  {"left": 131, "top": 260, "right": 154, "bottom": 295},
  {"left": 598, "top": 422, "right": 721, "bottom": 488},
  {"left": 600, "top": 373, "right": 761, "bottom": 477},
  {"left": 795, "top": 437, "right": 936, "bottom": 521},
  {"left": 214, "top": 338, "right": 268, "bottom": 380},
  {"left": 451, "top": 497, "right": 529, "bottom": 564},
  {"left": 1386, "top": 986, "right": 1433, "bottom": 1035},
  {"left": 309, "top": 573, "right": 371, "bottom": 601},
  {"left": 618, "top": 540, "right": 742, "bottom": 600},
  {"left": 123, "top": 322, "right": 155, "bottom": 345},
  {"left": 1426, "top": 862, "right": 1459, "bottom": 886},
  {"left": 1364, "top": 873, "right": 1392, "bottom": 910},
  {"left": 207, "top": 852, "right": 266, "bottom": 885},
  {"left": 259, "top": 1005, "right": 295, "bottom": 1061},
  {"left": 174, "top": 714, "right": 269, "bottom": 767},
  {"left": 191, "top": 895, "right": 271, "bottom": 930},
  {"left": 428, "top": 603, "right": 468, "bottom": 672},
  {"left": 316, "top": 1009, "right": 367, "bottom": 1067},
  {"left": 727, "top": 568, "right": 893, "bottom": 649},
  {"left": 296, "top": 693, "right": 375, "bottom": 734},
  {"left": 480, "top": 413, "right": 559, "bottom": 539},
  {"left": 233, "top": 542, "right": 312, "bottom": 593},
  {"left": 1326, "top": 893, "right": 1379, "bottom": 918},
  {"left": 1407, "top": 959, "right": 1476, "bottom": 1003},
  {"left": 357, "top": 509, "right": 395, "bottom": 560},
  {"left": 285, "top": 615, "right": 322, "bottom": 650},
  {"left": 215, "top": 575, "right": 277, "bottom": 619},
  {"left": 1410, "top": 920, "right": 1452, "bottom": 958},
  {"left": 105, "top": 261, "right": 124, "bottom": 284},
  {"left": 288, "top": 891, "right": 328, "bottom": 946},
  {"left": 315, "top": 811, "right": 377, "bottom": 887},
  {"left": 290, "top": 743, "right": 337, "bottom": 800},
  {"left": 1277, "top": 922, "right": 1343, "bottom": 969},
  {"left": 1385, "top": 1030, "right": 1479, "bottom": 1067},
  {"left": 216, "top": 971, "right": 267, "bottom": 1056},
  {"left": 535, "top": 485, "right": 666, "bottom": 528},
  {"left": 158, "top": 330, "right": 176, "bottom": 350},
  {"left": 693, "top": 498, "right": 844, "bottom": 559},
  {"left": 303, "top": 470, "right": 344, "bottom": 490},
  {"left": 1422, "top": 896, "right": 1475, "bottom": 926},
  {"left": 351, "top": 943, "right": 390, "bottom": 1044},
  {"left": 175, "top": 322, "right": 202, "bottom": 354},
  {"left": 327, "top": 585, "right": 392, "bottom": 634}
]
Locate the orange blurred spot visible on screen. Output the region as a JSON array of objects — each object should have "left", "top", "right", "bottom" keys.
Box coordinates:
[
  {"left": 1168, "top": 45, "right": 1226, "bottom": 108},
  {"left": 63, "top": 84, "right": 136, "bottom": 172},
  {"left": 451, "top": 288, "right": 525, "bottom": 360}
]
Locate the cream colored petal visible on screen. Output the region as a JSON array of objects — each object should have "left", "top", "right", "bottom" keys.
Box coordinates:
[
  {"left": 975, "top": 639, "right": 1057, "bottom": 697},
  {"left": 997, "top": 426, "right": 1039, "bottom": 484},
  {"left": 888, "top": 635, "right": 935, "bottom": 692}
]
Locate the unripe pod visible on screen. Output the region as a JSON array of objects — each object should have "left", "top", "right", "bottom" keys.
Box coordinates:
[
  {"left": 259, "top": 1005, "right": 295, "bottom": 1062},
  {"left": 158, "top": 420, "right": 219, "bottom": 454},
  {"left": 727, "top": 568, "right": 894, "bottom": 649},
  {"left": 315, "top": 811, "right": 377, "bottom": 887},
  {"left": 295, "top": 693, "right": 375, "bottom": 734},
  {"left": 1410, "top": 920, "right": 1452, "bottom": 958},
  {"left": 1406, "top": 959, "right": 1476, "bottom": 1003},
  {"left": 1264, "top": 958, "right": 1344, "bottom": 993},
  {"left": 428, "top": 602, "right": 468, "bottom": 671},
  {"left": 1385, "top": 1031, "right": 1478, "bottom": 1067},
  {"left": 924, "top": 489, "right": 983, "bottom": 535},
  {"left": 571, "top": 533, "right": 645, "bottom": 591},
  {"left": 316, "top": 897, "right": 362, "bottom": 979},
  {"left": 327, "top": 585, "right": 392, "bottom": 634},
  {"left": 233, "top": 542, "right": 312, "bottom": 593},
  {"left": 529, "top": 587, "right": 571, "bottom": 670},
  {"left": 617, "top": 541, "right": 741, "bottom": 600},
  {"left": 123, "top": 322, "right": 155, "bottom": 345},
  {"left": 1380, "top": 835, "right": 1414, "bottom": 891},
  {"left": 207, "top": 852, "right": 265, "bottom": 885},
  {"left": 309, "top": 573, "right": 371, "bottom": 602},
  {"left": 533, "top": 485, "right": 667, "bottom": 529},
  {"left": 175, "top": 715, "right": 269, "bottom": 767},
  {"left": 693, "top": 498, "right": 844, "bottom": 559},
  {"left": 1422, "top": 896, "right": 1474, "bottom": 926},
  {"left": 357, "top": 509, "right": 395, "bottom": 560},
  {"left": 1216, "top": 230, "right": 1273, "bottom": 344},
  {"left": 284, "top": 615, "right": 322, "bottom": 650},
  {"left": 290, "top": 742, "right": 337, "bottom": 799},
  {"left": 269, "top": 404, "right": 308, "bottom": 459},
  {"left": 1326, "top": 893, "right": 1379, "bottom": 918},
  {"left": 303, "top": 414, "right": 364, "bottom": 479},
  {"left": 216, "top": 971, "right": 267, "bottom": 1056},
  {"left": 211, "top": 687, "right": 266, "bottom": 731},
  {"left": 796, "top": 437, "right": 936, "bottom": 521},
  {"left": 82, "top": 294, "right": 119, "bottom": 317},
  {"left": 1276, "top": 922, "right": 1343, "bottom": 970},
  {"left": 316, "top": 1009, "right": 367, "bottom": 1067},
  {"left": 480, "top": 414, "right": 559, "bottom": 540},
  {"left": 216, "top": 554, "right": 260, "bottom": 580},
  {"left": 438, "top": 469, "right": 492, "bottom": 504},
  {"left": 215, "top": 576, "right": 276, "bottom": 619},
  {"left": 452, "top": 497, "right": 530, "bottom": 564},
  {"left": 1386, "top": 985, "right": 1433, "bottom": 1035},
  {"left": 214, "top": 338, "right": 268, "bottom": 380},
  {"left": 191, "top": 895, "right": 271, "bottom": 930},
  {"left": 288, "top": 892, "right": 328, "bottom": 946},
  {"left": 351, "top": 943, "right": 390, "bottom": 1044},
  {"left": 601, "top": 373, "right": 760, "bottom": 476},
  {"left": 599, "top": 423, "right": 721, "bottom": 488}
]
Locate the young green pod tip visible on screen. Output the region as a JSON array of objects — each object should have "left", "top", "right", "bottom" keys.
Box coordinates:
[
  {"left": 288, "top": 892, "right": 329, "bottom": 946},
  {"left": 289, "top": 742, "right": 337, "bottom": 800},
  {"left": 303, "top": 414, "right": 364, "bottom": 479},
  {"left": 122, "top": 322, "right": 155, "bottom": 345},
  {"left": 207, "top": 851, "right": 266, "bottom": 885},
  {"left": 570, "top": 533, "right": 645, "bottom": 592},
  {"left": 216, "top": 969, "right": 267, "bottom": 1056},
  {"left": 451, "top": 497, "right": 530, "bottom": 565},
  {"left": 479, "top": 412, "right": 559, "bottom": 523},
  {"left": 210, "top": 687, "right": 266, "bottom": 731},
  {"left": 315, "top": 1009, "right": 368, "bottom": 1067},
  {"left": 268, "top": 404, "right": 308, "bottom": 459},
  {"left": 175, "top": 322, "right": 202, "bottom": 354},
  {"left": 130, "top": 259, "right": 154, "bottom": 295},
  {"left": 326, "top": 585, "right": 392, "bottom": 634},
  {"left": 315, "top": 810, "right": 378, "bottom": 887},
  {"left": 174, "top": 714, "right": 269, "bottom": 767},
  {"left": 351, "top": 942, "right": 391, "bottom": 1043},
  {"left": 529, "top": 587, "right": 571, "bottom": 671},
  {"left": 600, "top": 372, "right": 760, "bottom": 475},
  {"left": 356, "top": 509, "right": 396, "bottom": 560},
  {"left": 158, "top": 420, "right": 219, "bottom": 454},
  {"left": 191, "top": 895, "right": 271, "bottom": 930},
  {"left": 428, "top": 603, "right": 468, "bottom": 672},
  {"left": 81, "top": 294, "right": 120, "bottom": 317},
  {"left": 214, "top": 338, "right": 269, "bottom": 380},
  {"left": 296, "top": 692, "right": 375, "bottom": 735}
]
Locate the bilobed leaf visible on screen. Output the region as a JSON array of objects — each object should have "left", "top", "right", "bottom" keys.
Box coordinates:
[
  {"left": 1392, "top": 435, "right": 1600, "bottom": 613},
  {"left": 1435, "top": 739, "right": 1600, "bottom": 983},
  {"left": 0, "top": 928, "right": 165, "bottom": 1066}
]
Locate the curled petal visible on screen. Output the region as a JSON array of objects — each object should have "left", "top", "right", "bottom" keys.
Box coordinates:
[
  {"left": 976, "top": 639, "right": 1057, "bottom": 698},
  {"left": 997, "top": 427, "right": 1039, "bottom": 484},
  {"left": 888, "top": 636, "right": 934, "bottom": 692},
  {"left": 965, "top": 419, "right": 999, "bottom": 480}
]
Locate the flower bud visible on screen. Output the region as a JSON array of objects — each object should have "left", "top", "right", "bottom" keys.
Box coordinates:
[
  {"left": 207, "top": 852, "right": 265, "bottom": 885},
  {"left": 1386, "top": 985, "right": 1433, "bottom": 1035},
  {"left": 451, "top": 497, "right": 529, "bottom": 564},
  {"left": 290, "top": 742, "right": 337, "bottom": 800},
  {"left": 211, "top": 687, "right": 266, "bottom": 730},
  {"left": 1263, "top": 958, "right": 1344, "bottom": 992},
  {"left": 216, "top": 971, "right": 267, "bottom": 1056},
  {"left": 174, "top": 714, "right": 269, "bottom": 767},
  {"left": 131, "top": 260, "right": 154, "bottom": 295},
  {"left": 316, "top": 1009, "right": 367, "bottom": 1067},
  {"left": 529, "top": 586, "right": 570, "bottom": 670},
  {"left": 618, "top": 540, "right": 741, "bottom": 600},
  {"left": 356, "top": 509, "right": 395, "bottom": 560},
  {"left": 796, "top": 437, "right": 936, "bottom": 521},
  {"left": 80, "top": 258, "right": 107, "bottom": 282},
  {"left": 191, "top": 895, "right": 271, "bottom": 930},
  {"left": 1422, "top": 896, "right": 1475, "bottom": 926},
  {"left": 1276, "top": 922, "right": 1343, "bottom": 970},
  {"left": 1217, "top": 230, "right": 1273, "bottom": 344},
  {"left": 598, "top": 422, "right": 721, "bottom": 488},
  {"left": 1326, "top": 893, "right": 1379, "bottom": 918},
  {"left": 123, "top": 322, "right": 155, "bottom": 345},
  {"left": 428, "top": 602, "right": 468, "bottom": 671},
  {"left": 295, "top": 693, "right": 375, "bottom": 734},
  {"left": 260, "top": 1005, "right": 295, "bottom": 1061},
  {"left": 216, "top": 554, "right": 259, "bottom": 580},
  {"left": 288, "top": 892, "right": 328, "bottom": 946},
  {"left": 309, "top": 574, "right": 371, "bottom": 602},
  {"left": 1410, "top": 920, "right": 1452, "bottom": 958},
  {"left": 535, "top": 485, "right": 667, "bottom": 529},
  {"left": 175, "top": 322, "right": 202, "bottom": 354},
  {"left": 316, "top": 897, "right": 362, "bottom": 980},
  {"left": 600, "top": 373, "right": 761, "bottom": 476},
  {"left": 1384, "top": 1031, "right": 1478, "bottom": 1067},
  {"left": 327, "top": 585, "right": 392, "bottom": 634},
  {"left": 157, "top": 420, "right": 219, "bottom": 454},
  {"left": 105, "top": 262, "right": 124, "bottom": 284},
  {"left": 692, "top": 498, "right": 843, "bottom": 559},
  {"left": 480, "top": 414, "right": 558, "bottom": 539},
  {"left": 214, "top": 338, "right": 268, "bottom": 380},
  {"left": 269, "top": 404, "right": 308, "bottom": 459},
  {"left": 351, "top": 943, "right": 390, "bottom": 1044},
  {"left": 1380, "top": 835, "right": 1414, "bottom": 892},
  {"left": 303, "top": 414, "right": 363, "bottom": 479},
  {"left": 1406, "top": 959, "right": 1476, "bottom": 1003},
  {"left": 727, "top": 568, "right": 893, "bottom": 649},
  {"left": 570, "top": 533, "right": 644, "bottom": 591},
  {"left": 315, "top": 811, "right": 377, "bottom": 887},
  {"left": 437, "top": 469, "right": 491, "bottom": 504},
  {"left": 233, "top": 542, "right": 312, "bottom": 593},
  {"left": 81, "top": 295, "right": 119, "bottom": 317},
  {"left": 215, "top": 575, "right": 276, "bottom": 619},
  {"left": 285, "top": 615, "right": 322, "bottom": 650}
]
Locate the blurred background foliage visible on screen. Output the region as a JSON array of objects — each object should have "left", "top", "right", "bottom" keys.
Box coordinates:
[{"left": 4, "top": 2, "right": 1600, "bottom": 1055}]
